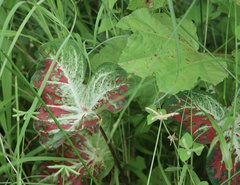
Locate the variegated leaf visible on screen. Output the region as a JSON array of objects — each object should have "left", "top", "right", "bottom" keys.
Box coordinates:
[
  {"left": 206, "top": 115, "right": 240, "bottom": 185},
  {"left": 84, "top": 62, "right": 131, "bottom": 113},
  {"left": 222, "top": 115, "right": 240, "bottom": 164},
  {"left": 163, "top": 91, "right": 240, "bottom": 184},
  {"left": 163, "top": 91, "right": 225, "bottom": 143},
  {"left": 207, "top": 141, "right": 240, "bottom": 185},
  {"left": 32, "top": 39, "right": 87, "bottom": 149},
  {"left": 59, "top": 113, "right": 114, "bottom": 180},
  {"left": 31, "top": 40, "right": 133, "bottom": 149},
  {"left": 33, "top": 112, "right": 113, "bottom": 184}
]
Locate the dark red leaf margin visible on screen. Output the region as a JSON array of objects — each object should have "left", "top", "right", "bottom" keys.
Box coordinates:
[
  {"left": 163, "top": 91, "right": 240, "bottom": 185},
  {"left": 31, "top": 39, "right": 134, "bottom": 184}
]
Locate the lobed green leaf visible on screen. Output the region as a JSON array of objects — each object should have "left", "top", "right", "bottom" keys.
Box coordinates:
[{"left": 117, "top": 9, "right": 227, "bottom": 94}]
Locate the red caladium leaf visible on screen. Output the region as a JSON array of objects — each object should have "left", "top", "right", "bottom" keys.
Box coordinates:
[
  {"left": 207, "top": 141, "right": 240, "bottom": 185},
  {"left": 58, "top": 126, "right": 114, "bottom": 180},
  {"left": 206, "top": 115, "right": 240, "bottom": 185},
  {"left": 163, "top": 91, "right": 240, "bottom": 184},
  {"left": 31, "top": 39, "right": 132, "bottom": 184},
  {"left": 32, "top": 106, "right": 115, "bottom": 184},
  {"left": 31, "top": 39, "right": 133, "bottom": 150},
  {"left": 84, "top": 64, "right": 130, "bottom": 113},
  {"left": 163, "top": 91, "right": 225, "bottom": 143}
]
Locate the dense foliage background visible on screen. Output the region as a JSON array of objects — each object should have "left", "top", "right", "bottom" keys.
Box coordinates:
[{"left": 0, "top": 0, "right": 239, "bottom": 184}]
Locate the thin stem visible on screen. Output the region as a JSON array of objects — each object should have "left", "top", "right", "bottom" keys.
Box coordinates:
[
  {"left": 99, "top": 125, "right": 128, "bottom": 185},
  {"left": 147, "top": 120, "right": 163, "bottom": 185}
]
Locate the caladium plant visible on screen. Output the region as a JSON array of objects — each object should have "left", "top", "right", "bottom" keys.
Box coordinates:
[
  {"left": 163, "top": 91, "right": 240, "bottom": 185},
  {"left": 31, "top": 39, "right": 132, "bottom": 149},
  {"left": 31, "top": 39, "right": 133, "bottom": 184},
  {"left": 163, "top": 91, "right": 225, "bottom": 144},
  {"left": 33, "top": 112, "right": 114, "bottom": 184}
]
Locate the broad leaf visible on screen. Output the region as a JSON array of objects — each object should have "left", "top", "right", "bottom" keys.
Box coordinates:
[
  {"left": 98, "top": 17, "right": 117, "bottom": 34},
  {"left": 33, "top": 112, "right": 114, "bottom": 184},
  {"left": 83, "top": 62, "right": 132, "bottom": 113},
  {"left": 206, "top": 114, "right": 240, "bottom": 185},
  {"left": 221, "top": 115, "right": 240, "bottom": 165},
  {"left": 92, "top": 39, "right": 158, "bottom": 109},
  {"left": 135, "top": 76, "right": 158, "bottom": 109},
  {"left": 31, "top": 39, "right": 133, "bottom": 184},
  {"left": 207, "top": 141, "right": 240, "bottom": 185},
  {"left": 127, "top": 0, "right": 166, "bottom": 10},
  {"left": 163, "top": 91, "right": 225, "bottom": 143},
  {"left": 91, "top": 37, "right": 128, "bottom": 69},
  {"left": 164, "top": 90, "right": 240, "bottom": 184},
  {"left": 31, "top": 39, "right": 133, "bottom": 149},
  {"left": 59, "top": 113, "right": 114, "bottom": 180},
  {"left": 32, "top": 39, "right": 87, "bottom": 149},
  {"left": 117, "top": 8, "right": 227, "bottom": 94}
]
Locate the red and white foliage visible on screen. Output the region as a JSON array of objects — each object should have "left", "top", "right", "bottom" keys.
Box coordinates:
[{"left": 31, "top": 39, "right": 133, "bottom": 184}]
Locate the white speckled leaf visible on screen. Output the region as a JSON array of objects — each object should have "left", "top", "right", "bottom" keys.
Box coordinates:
[
  {"left": 31, "top": 40, "right": 132, "bottom": 149},
  {"left": 84, "top": 62, "right": 131, "bottom": 113},
  {"left": 31, "top": 40, "right": 87, "bottom": 149}
]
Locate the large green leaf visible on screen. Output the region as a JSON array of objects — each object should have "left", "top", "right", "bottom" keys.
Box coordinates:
[
  {"left": 91, "top": 38, "right": 158, "bottom": 108},
  {"left": 91, "top": 37, "right": 128, "bottom": 69},
  {"left": 127, "top": 0, "right": 166, "bottom": 10},
  {"left": 117, "top": 8, "right": 227, "bottom": 94}
]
